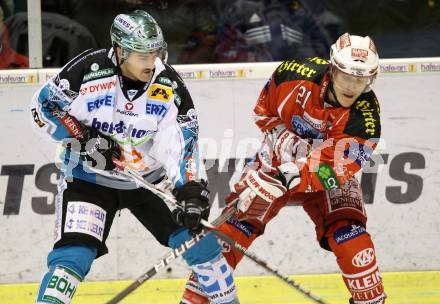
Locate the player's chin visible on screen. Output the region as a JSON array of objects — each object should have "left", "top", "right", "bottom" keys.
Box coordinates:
[
  {"left": 338, "top": 93, "right": 357, "bottom": 108},
  {"left": 138, "top": 70, "right": 152, "bottom": 82}
]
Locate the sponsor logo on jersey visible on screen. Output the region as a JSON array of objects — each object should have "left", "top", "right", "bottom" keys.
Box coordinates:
[
  {"left": 334, "top": 224, "right": 367, "bottom": 245},
  {"left": 116, "top": 108, "right": 139, "bottom": 117},
  {"left": 352, "top": 248, "right": 375, "bottom": 267},
  {"left": 174, "top": 93, "right": 181, "bottom": 107},
  {"left": 177, "top": 111, "right": 199, "bottom": 136},
  {"left": 193, "top": 255, "right": 236, "bottom": 301},
  {"left": 86, "top": 95, "right": 114, "bottom": 112},
  {"left": 344, "top": 143, "right": 373, "bottom": 167},
  {"left": 227, "top": 218, "right": 256, "bottom": 237},
  {"left": 316, "top": 163, "right": 339, "bottom": 190},
  {"left": 308, "top": 57, "right": 329, "bottom": 65},
  {"left": 277, "top": 60, "right": 317, "bottom": 78},
  {"left": 91, "top": 118, "right": 149, "bottom": 138},
  {"left": 125, "top": 102, "right": 134, "bottom": 111},
  {"left": 91, "top": 63, "right": 99, "bottom": 71},
  {"left": 344, "top": 267, "right": 383, "bottom": 298},
  {"left": 146, "top": 101, "right": 169, "bottom": 117},
  {"left": 83, "top": 68, "right": 114, "bottom": 82},
  {"left": 291, "top": 115, "right": 324, "bottom": 139},
  {"left": 355, "top": 100, "right": 378, "bottom": 137},
  {"left": 158, "top": 76, "right": 172, "bottom": 85},
  {"left": 31, "top": 108, "right": 45, "bottom": 127},
  {"left": 42, "top": 266, "right": 80, "bottom": 303},
  {"left": 302, "top": 112, "right": 325, "bottom": 130},
  {"left": 80, "top": 80, "right": 117, "bottom": 95},
  {"left": 64, "top": 201, "right": 106, "bottom": 241},
  {"left": 58, "top": 79, "right": 70, "bottom": 91},
  {"left": 61, "top": 115, "right": 84, "bottom": 139},
  {"left": 53, "top": 75, "right": 79, "bottom": 100},
  {"left": 148, "top": 83, "right": 172, "bottom": 103}
]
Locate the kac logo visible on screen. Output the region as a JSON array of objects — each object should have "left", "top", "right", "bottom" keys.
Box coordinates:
[{"left": 352, "top": 248, "right": 375, "bottom": 267}]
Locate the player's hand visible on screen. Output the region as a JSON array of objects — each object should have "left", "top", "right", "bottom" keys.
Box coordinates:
[
  {"left": 225, "top": 163, "right": 300, "bottom": 224},
  {"left": 172, "top": 180, "right": 210, "bottom": 234},
  {"left": 58, "top": 112, "right": 121, "bottom": 170},
  {"left": 79, "top": 126, "right": 121, "bottom": 170},
  {"left": 266, "top": 126, "right": 311, "bottom": 163}
]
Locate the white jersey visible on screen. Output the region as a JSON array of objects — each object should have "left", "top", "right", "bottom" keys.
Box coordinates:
[{"left": 30, "top": 48, "right": 199, "bottom": 189}]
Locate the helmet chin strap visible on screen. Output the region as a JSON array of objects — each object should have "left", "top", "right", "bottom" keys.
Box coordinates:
[{"left": 327, "top": 78, "right": 343, "bottom": 108}]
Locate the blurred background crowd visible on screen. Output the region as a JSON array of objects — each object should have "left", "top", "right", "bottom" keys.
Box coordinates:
[{"left": 1, "top": 0, "right": 440, "bottom": 69}]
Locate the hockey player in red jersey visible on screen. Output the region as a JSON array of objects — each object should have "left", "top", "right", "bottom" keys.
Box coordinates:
[{"left": 181, "top": 33, "right": 386, "bottom": 304}]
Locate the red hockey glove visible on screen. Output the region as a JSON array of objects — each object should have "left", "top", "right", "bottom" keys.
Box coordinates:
[
  {"left": 265, "top": 125, "right": 312, "bottom": 164},
  {"left": 225, "top": 163, "right": 300, "bottom": 225}
]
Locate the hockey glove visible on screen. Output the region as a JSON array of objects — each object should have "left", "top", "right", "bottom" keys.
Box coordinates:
[
  {"left": 79, "top": 126, "right": 121, "bottom": 170},
  {"left": 57, "top": 110, "right": 121, "bottom": 171},
  {"left": 225, "top": 162, "right": 300, "bottom": 225},
  {"left": 266, "top": 125, "right": 312, "bottom": 164},
  {"left": 172, "top": 180, "right": 210, "bottom": 234}
]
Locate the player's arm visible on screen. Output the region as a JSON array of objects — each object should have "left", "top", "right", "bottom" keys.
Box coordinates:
[
  {"left": 253, "top": 72, "right": 285, "bottom": 133},
  {"left": 30, "top": 49, "right": 90, "bottom": 142},
  {"left": 295, "top": 97, "right": 381, "bottom": 192},
  {"left": 150, "top": 69, "right": 200, "bottom": 187},
  {"left": 149, "top": 72, "right": 209, "bottom": 232},
  {"left": 30, "top": 49, "right": 120, "bottom": 170}
]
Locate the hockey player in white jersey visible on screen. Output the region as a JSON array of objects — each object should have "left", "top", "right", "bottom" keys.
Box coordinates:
[{"left": 31, "top": 10, "right": 239, "bottom": 304}]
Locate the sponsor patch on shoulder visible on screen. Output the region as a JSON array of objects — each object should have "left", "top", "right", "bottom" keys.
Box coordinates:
[
  {"left": 158, "top": 76, "right": 172, "bottom": 85},
  {"left": 148, "top": 83, "right": 173, "bottom": 103},
  {"left": 31, "top": 108, "right": 45, "bottom": 127}
]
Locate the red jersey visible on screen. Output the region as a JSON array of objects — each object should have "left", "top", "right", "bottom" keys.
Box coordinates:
[{"left": 254, "top": 57, "right": 381, "bottom": 193}]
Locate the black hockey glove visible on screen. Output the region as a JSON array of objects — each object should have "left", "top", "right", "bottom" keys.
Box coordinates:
[
  {"left": 171, "top": 180, "right": 210, "bottom": 235},
  {"left": 78, "top": 126, "right": 121, "bottom": 171},
  {"left": 58, "top": 111, "right": 121, "bottom": 171}
]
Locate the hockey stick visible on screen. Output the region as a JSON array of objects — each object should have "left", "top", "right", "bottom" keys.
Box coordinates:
[
  {"left": 105, "top": 162, "right": 235, "bottom": 304},
  {"left": 105, "top": 209, "right": 235, "bottom": 304},
  {"left": 201, "top": 220, "right": 328, "bottom": 304},
  {"left": 113, "top": 162, "right": 327, "bottom": 304}
]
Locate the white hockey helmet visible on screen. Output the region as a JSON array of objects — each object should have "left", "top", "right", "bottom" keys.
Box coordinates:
[{"left": 330, "top": 33, "right": 379, "bottom": 78}]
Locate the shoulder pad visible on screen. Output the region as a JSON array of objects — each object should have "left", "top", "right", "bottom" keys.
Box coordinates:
[
  {"left": 274, "top": 57, "right": 330, "bottom": 86},
  {"left": 344, "top": 91, "right": 381, "bottom": 140}
]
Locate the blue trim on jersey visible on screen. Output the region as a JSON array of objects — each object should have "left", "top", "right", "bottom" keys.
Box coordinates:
[
  {"left": 168, "top": 228, "right": 221, "bottom": 266},
  {"left": 38, "top": 85, "right": 72, "bottom": 141},
  {"left": 176, "top": 123, "right": 199, "bottom": 187}
]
